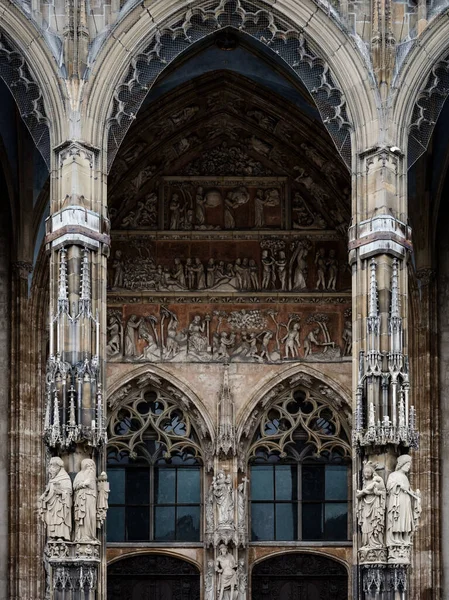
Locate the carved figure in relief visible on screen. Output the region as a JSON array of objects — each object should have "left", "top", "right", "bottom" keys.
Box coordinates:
[
  {"left": 125, "top": 315, "right": 142, "bottom": 357},
  {"left": 327, "top": 249, "right": 338, "bottom": 290},
  {"left": 275, "top": 251, "right": 287, "bottom": 290},
  {"left": 207, "top": 259, "right": 216, "bottom": 288},
  {"left": 172, "top": 257, "right": 186, "bottom": 288},
  {"left": 356, "top": 462, "right": 386, "bottom": 549},
  {"left": 205, "top": 487, "right": 214, "bottom": 534},
  {"left": 185, "top": 258, "right": 195, "bottom": 289},
  {"left": 193, "top": 258, "right": 206, "bottom": 289},
  {"left": 169, "top": 194, "right": 182, "bottom": 230},
  {"left": 212, "top": 471, "right": 234, "bottom": 528},
  {"left": 259, "top": 331, "right": 273, "bottom": 360},
  {"left": 289, "top": 241, "right": 310, "bottom": 291},
  {"left": 261, "top": 250, "right": 274, "bottom": 289},
  {"left": 188, "top": 315, "right": 210, "bottom": 354},
  {"left": 215, "top": 332, "right": 236, "bottom": 360},
  {"left": 386, "top": 455, "right": 421, "bottom": 548},
  {"left": 315, "top": 247, "right": 327, "bottom": 290},
  {"left": 73, "top": 459, "right": 98, "bottom": 542},
  {"left": 303, "top": 328, "right": 322, "bottom": 358},
  {"left": 111, "top": 250, "right": 124, "bottom": 289},
  {"left": 205, "top": 560, "right": 215, "bottom": 600},
  {"left": 39, "top": 457, "right": 72, "bottom": 541},
  {"left": 237, "top": 477, "right": 249, "bottom": 532},
  {"left": 139, "top": 316, "right": 160, "bottom": 360},
  {"left": 281, "top": 319, "right": 301, "bottom": 359},
  {"left": 249, "top": 260, "right": 259, "bottom": 289},
  {"left": 106, "top": 315, "right": 122, "bottom": 357},
  {"left": 216, "top": 545, "right": 238, "bottom": 600},
  {"left": 195, "top": 186, "right": 206, "bottom": 227},
  {"left": 342, "top": 320, "right": 352, "bottom": 356},
  {"left": 224, "top": 192, "right": 237, "bottom": 229}
]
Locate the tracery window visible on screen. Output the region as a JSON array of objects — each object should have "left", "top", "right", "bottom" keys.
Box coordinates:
[
  {"left": 107, "top": 385, "right": 206, "bottom": 543},
  {"left": 247, "top": 386, "right": 351, "bottom": 542}
]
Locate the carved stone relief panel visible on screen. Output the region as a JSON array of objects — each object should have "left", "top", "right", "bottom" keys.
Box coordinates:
[
  {"left": 108, "top": 235, "right": 350, "bottom": 293},
  {"left": 106, "top": 302, "right": 351, "bottom": 363},
  {"left": 162, "top": 177, "right": 286, "bottom": 231}
]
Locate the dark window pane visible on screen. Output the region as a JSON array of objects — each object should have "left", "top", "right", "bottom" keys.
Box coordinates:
[
  {"left": 275, "top": 465, "right": 297, "bottom": 501},
  {"left": 325, "top": 503, "right": 348, "bottom": 541},
  {"left": 251, "top": 466, "right": 274, "bottom": 501},
  {"left": 275, "top": 503, "right": 297, "bottom": 541},
  {"left": 325, "top": 466, "right": 348, "bottom": 501},
  {"left": 154, "top": 506, "right": 176, "bottom": 541},
  {"left": 155, "top": 469, "right": 176, "bottom": 504},
  {"left": 302, "top": 503, "right": 323, "bottom": 540},
  {"left": 107, "top": 506, "right": 125, "bottom": 542},
  {"left": 126, "top": 506, "right": 150, "bottom": 541},
  {"left": 108, "top": 469, "right": 125, "bottom": 505},
  {"left": 126, "top": 468, "right": 150, "bottom": 505},
  {"left": 302, "top": 465, "right": 325, "bottom": 501},
  {"left": 251, "top": 503, "right": 274, "bottom": 541},
  {"left": 176, "top": 506, "right": 200, "bottom": 541},
  {"left": 177, "top": 469, "right": 200, "bottom": 503}
]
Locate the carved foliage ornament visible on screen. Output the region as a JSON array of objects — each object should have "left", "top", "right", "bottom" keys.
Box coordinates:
[{"left": 107, "top": 0, "right": 352, "bottom": 171}]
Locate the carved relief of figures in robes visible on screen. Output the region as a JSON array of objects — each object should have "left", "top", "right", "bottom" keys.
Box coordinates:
[
  {"left": 74, "top": 458, "right": 98, "bottom": 542},
  {"left": 213, "top": 471, "right": 234, "bottom": 529},
  {"left": 386, "top": 454, "right": 421, "bottom": 561},
  {"left": 205, "top": 559, "right": 215, "bottom": 600},
  {"left": 216, "top": 544, "right": 238, "bottom": 600},
  {"left": 356, "top": 461, "right": 386, "bottom": 557},
  {"left": 39, "top": 457, "right": 72, "bottom": 541}
]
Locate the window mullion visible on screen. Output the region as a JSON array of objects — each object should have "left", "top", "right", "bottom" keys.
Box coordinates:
[
  {"left": 298, "top": 463, "right": 302, "bottom": 541},
  {"left": 150, "top": 464, "right": 155, "bottom": 541}
]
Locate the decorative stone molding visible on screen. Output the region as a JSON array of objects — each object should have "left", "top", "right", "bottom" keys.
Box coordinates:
[{"left": 106, "top": 0, "right": 352, "bottom": 172}]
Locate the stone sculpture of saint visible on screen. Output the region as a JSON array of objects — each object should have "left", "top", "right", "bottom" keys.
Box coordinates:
[
  {"left": 213, "top": 470, "right": 234, "bottom": 529},
  {"left": 386, "top": 454, "right": 421, "bottom": 548},
  {"left": 356, "top": 461, "right": 386, "bottom": 549},
  {"left": 39, "top": 456, "right": 72, "bottom": 541},
  {"left": 216, "top": 544, "right": 238, "bottom": 600},
  {"left": 73, "top": 458, "right": 98, "bottom": 543},
  {"left": 97, "top": 471, "right": 109, "bottom": 529},
  {"left": 205, "top": 559, "right": 215, "bottom": 600}
]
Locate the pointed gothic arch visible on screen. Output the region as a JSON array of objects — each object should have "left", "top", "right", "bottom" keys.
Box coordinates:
[{"left": 85, "top": 0, "right": 380, "bottom": 165}]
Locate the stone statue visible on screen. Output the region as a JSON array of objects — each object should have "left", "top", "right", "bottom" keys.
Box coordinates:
[
  {"left": 212, "top": 471, "right": 234, "bottom": 529},
  {"left": 205, "top": 559, "right": 215, "bottom": 600},
  {"left": 96, "top": 471, "right": 109, "bottom": 529},
  {"left": 237, "top": 559, "right": 247, "bottom": 600},
  {"left": 111, "top": 250, "right": 124, "bottom": 289},
  {"left": 73, "top": 458, "right": 98, "bottom": 543},
  {"left": 356, "top": 462, "right": 386, "bottom": 550},
  {"left": 386, "top": 455, "right": 421, "bottom": 554},
  {"left": 106, "top": 314, "right": 122, "bottom": 357},
  {"left": 39, "top": 457, "right": 72, "bottom": 541},
  {"left": 281, "top": 318, "right": 301, "bottom": 359},
  {"left": 206, "top": 487, "right": 215, "bottom": 534},
  {"left": 216, "top": 544, "right": 238, "bottom": 600},
  {"left": 327, "top": 249, "right": 338, "bottom": 290},
  {"left": 315, "top": 247, "right": 326, "bottom": 290},
  {"left": 124, "top": 315, "right": 142, "bottom": 357},
  {"left": 169, "top": 193, "right": 182, "bottom": 230},
  {"left": 342, "top": 320, "right": 352, "bottom": 356}
]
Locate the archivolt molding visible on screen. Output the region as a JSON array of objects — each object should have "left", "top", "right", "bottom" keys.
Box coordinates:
[
  {"left": 391, "top": 9, "right": 449, "bottom": 167},
  {"left": 85, "top": 0, "right": 379, "bottom": 167},
  {"left": 0, "top": 4, "right": 66, "bottom": 166},
  {"left": 107, "top": 549, "right": 202, "bottom": 571},
  {"left": 250, "top": 548, "right": 350, "bottom": 573}
]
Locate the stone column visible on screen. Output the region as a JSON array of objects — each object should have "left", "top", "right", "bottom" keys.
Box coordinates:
[
  {"left": 349, "top": 148, "right": 420, "bottom": 599},
  {"left": 41, "top": 141, "right": 109, "bottom": 600}
]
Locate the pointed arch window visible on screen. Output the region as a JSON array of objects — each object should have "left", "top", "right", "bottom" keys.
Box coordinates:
[
  {"left": 107, "top": 386, "right": 206, "bottom": 543},
  {"left": 247, "top": 387, "right": 351, "bottom": 542}
]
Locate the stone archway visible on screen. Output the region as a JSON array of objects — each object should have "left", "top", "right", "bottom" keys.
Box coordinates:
[
  {"left": 251, "top": 553, "right": 347, "bottom": 600},
  {"left": 107, "top": 554, "right": 201, "bottom": 600}
]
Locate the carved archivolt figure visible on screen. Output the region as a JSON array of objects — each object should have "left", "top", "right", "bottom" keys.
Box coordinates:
[
  {"left": 205, "top": 559, "right": 215, "bottom": 600},
  {"left": 39, "top": 457, "right": 72, "bottom": 541},
  {"left": 74, "top": 458, "right": 98, "bottom": 542},
  {"left": 213, "top": 471, "right": 234, "bottom": 528},
  {"left": 356, "top": 462, "right": 386, "bottom": 549},
  {"left": 386, "top": 454, "right": 421, "bottom": 548},
  {"left": 216, "top": 544, "right": 238, "bottom": 600}
]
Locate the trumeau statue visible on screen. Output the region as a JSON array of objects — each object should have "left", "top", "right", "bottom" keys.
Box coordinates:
[
  {"left": 73, "top": 459, "right": 98, "bottom": 543},
  {"left": 39, "top": 457, "right": 72, "bottom": 541},
  {"left": 356, "top": 462, "right": 386, "bottom": 555},
  {"left": 216, "top": 544, "right": 238, "bottom": 600},
  {"left": 386, "top": 454, "right": 421, "bottom": 562}
]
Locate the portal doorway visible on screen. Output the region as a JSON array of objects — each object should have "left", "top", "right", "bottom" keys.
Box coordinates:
[
  {"left": 252, "top": 553, "right": 347, "bottom": 600},
  {"left": 107, "top": 554, "right": 200, "bottom": 600}
]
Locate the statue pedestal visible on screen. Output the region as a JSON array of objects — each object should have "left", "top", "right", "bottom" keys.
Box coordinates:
[{"left": 45, "top": 541, "right": 100, "bottom": 600}]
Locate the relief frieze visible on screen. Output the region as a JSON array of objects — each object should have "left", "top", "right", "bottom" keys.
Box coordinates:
[{"left": 107, "top": 303, "right": 352, "bottom": 364}]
